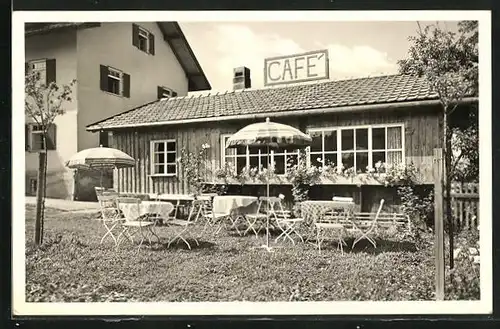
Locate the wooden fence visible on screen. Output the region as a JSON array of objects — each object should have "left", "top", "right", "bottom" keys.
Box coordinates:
[{"left": 450, "top": 182, "right": 479, "bottom": 231}]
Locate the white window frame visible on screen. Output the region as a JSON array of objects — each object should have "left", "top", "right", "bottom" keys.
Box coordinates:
[
  {"left": 138, "top": 27, "right": 150, "bottom": 53},
  {"left": 150, "top": 139, "right": 177, "bottom": 176},
  {"left": 26, "top": 124, "right": 49, "bottom": 152},
  {"left": 306, "top": 123, "right": 405, "bottom": 173},
  {"left": 221, "top": 134, "right": 300, "bottom": 176},
  {"left": 28, "top": 59, "right": 47, "bottom": 85},
  {"left": 107, "top": 67, "right": 123, "bottom": 96}
]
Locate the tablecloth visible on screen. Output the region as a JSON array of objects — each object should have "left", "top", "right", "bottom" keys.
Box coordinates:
[
  {"left": 213, "top": 195, "right": 259, "bottom": 215},
  {"left": 119, "top": 201, "right": 174, "bottom": 221}
]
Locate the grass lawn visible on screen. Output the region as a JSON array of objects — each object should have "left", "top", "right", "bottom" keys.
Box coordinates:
[{"left": 25, "top": 205, "right": 461, "bottom": 302}]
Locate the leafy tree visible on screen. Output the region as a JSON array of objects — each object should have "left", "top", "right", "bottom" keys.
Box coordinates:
[
  {"left": 25, "top": 69, "right": 76, "bottom": 245},
  {"left": 398, "top": 21, "right": 478, "bottom": 269}
]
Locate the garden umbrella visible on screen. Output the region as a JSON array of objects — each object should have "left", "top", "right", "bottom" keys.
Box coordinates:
[
  {"left": 226, "top": 117, "right": 312, "bottom": 251},
  {"left": 65, "top": 146, "right": 136, "bottom": 188}
]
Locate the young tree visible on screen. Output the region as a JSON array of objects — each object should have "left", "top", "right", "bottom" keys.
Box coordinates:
[
  {"left": 398, "top": 21, "right": 478, "bottom": 269},
  {"left": 25, "top": 69, "right": 75, "bottom": 245}
]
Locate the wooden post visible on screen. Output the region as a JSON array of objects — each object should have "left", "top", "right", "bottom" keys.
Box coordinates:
[
  {"left": 433, "top": 148, "right": 445, "bottom": 300},
  {"left": 34, "top": 151, "right": 47, "bottom": 245}
]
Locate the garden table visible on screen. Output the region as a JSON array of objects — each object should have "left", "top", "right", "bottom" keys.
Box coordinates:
[
  {"left": 119, "top": 201, "right": 175, "bottom": 222},
  {"left": 152, "top": 193, "right": 196, "bottom": 219},
  {"left": 213, "top": 195, "right": 259, "bottom": 235}
]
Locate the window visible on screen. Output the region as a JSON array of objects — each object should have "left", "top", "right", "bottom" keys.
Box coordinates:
[
  {"left": 100, "top": 65, "right": 130, "bottom": 98},
  {"left": 150, "top": 140, "right": 177, "bottom": 175},
  {"left": 132, "top": 24, "right": 155, "bottom": 55},
  {"left": 221, "top": 135, "right": 299, "bottom": 175},
  {"left": 25, "top": 123, "right": 57, "bottom": 152},
  {"left": 307, "top": 124, "right": 404, "bottom": 173},
  {"left": 26, "top": 58, "right": 56, "bottom": 85},
  {"left": 99, "top": 131, "right": 109, "bottom": 147},
  {"left": 157, "top": 86, "right": 178, "bottom": 100}
]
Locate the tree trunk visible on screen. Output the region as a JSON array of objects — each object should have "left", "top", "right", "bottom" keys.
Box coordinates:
[
  {"left": 34, "top": 151, "right": 47, "bottom": 245},
  {"left": 443, "top": 109, "right": 454, "bottom": 269}
]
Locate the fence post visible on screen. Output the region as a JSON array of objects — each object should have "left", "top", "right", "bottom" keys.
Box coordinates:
[{"left": 433, "top": 148, "right": 445, "bottom": 300}]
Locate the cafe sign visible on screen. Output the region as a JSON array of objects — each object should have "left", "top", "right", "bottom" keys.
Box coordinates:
[{"left": 264, "top": 49, "right": 329, "bottom": 87}]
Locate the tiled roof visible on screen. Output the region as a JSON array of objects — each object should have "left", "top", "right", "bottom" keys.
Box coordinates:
[
  {"left": 87, "top": 74, "right": 439, "bottom": 131},
  {"left": 25, "top": 23, "right": 88, "bottom": 36}
]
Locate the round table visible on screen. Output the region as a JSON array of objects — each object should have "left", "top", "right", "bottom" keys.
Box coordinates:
[
  {"left": 213, "top": 195, "right": 259, "bottom": 215},
  {"left": 118, "top": 201, "right": 174, "bottom": 222}
]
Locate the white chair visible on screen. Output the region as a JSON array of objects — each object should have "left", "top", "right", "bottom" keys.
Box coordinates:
[
  {"left": 313, "top": 202, "right": 352, "bottom": 254},
  {"left": 116, "top": 197, "right": 159, "bottom": 251},
  {"left": 97, "top": 194, "right": 123, "bottom": 246},
  {"left": 262, "top": 197, "right": 304, "bottom": 245},
  {"left": 244, "top": 197, "right": 268, "bottom": 237},
  {"left": 349, "top": 199, "right": 385, "bottom": 249}
]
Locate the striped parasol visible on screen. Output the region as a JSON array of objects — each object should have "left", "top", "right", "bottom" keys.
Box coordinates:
[
  {"left": 65, "top": 147, "right": 135, "bottom": 170},
  {"left": 226, "top": 117, "right": 312, "bottom": 252},
  {"left": 226, "top": 117, "right": 312, "bottom": 150}
]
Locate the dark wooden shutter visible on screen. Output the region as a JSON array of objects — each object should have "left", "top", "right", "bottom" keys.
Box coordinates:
[
  {"left": 132, "top": 24, "right": 139, "bottom": 48},
  {"left": 148, "top": 32, "right": 155, "bottom": 55},
  {"left": 99, "top": 131, "right": 109, "bottom": 147},
  {"left": 157, "top": 86, "right": 164, "bottom": 99},
  {"left": 122, "top": 73, "right": 130, "bottom": 98},
  {"left": 100, "top": 65, "right": 109, "bottom": 92},
  {"left": 25, "top": 124, "right": 30, "bottom": 151},
  {"left": 46, "top": 59, "right": 56, "bottom": 84},
  {"left": 46, "top": 124, "right": 57, "bottom": 150},
  {"left": 172, "top": 91, "right": 178, "bottom": 97}
]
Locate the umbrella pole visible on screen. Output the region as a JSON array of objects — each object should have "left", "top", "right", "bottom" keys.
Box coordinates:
[{"left": 265, "top": 145, "right": 271, "bottom": 250}]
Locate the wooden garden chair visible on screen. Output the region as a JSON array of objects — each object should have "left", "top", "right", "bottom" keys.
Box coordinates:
[
  {"left": 97, "top": 193, "right": 123, "bottom": 246},
  {"left": 349, "top": 199, "right": 385, "bottom": 249},
  {"left": 116, "top": 197, "right": 160, "bottom": 251}
]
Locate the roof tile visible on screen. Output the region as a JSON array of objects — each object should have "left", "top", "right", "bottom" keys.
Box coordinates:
[{"left": 87, "top": 74, "right": 440, "bottom": 130}]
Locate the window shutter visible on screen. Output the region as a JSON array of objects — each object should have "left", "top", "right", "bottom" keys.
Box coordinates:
[
  {"left": 148, "top": 32, "right": 155, "bottom": 55},
  {"left": 46, "top": 59, "right": 56, "bottom": 84},
  {"left": 100, "top": 65, "right": 108, "bottom": 91},
  {"left": 172, "top": 91, "right": 178, "bottom": 97},
  {"left": 46, "top": 124, "right": 57, "bottom": 150},
  {"left": 25, "top": 124, "right": 30, "bottom": 151},
  {"left": 132, "top": 24, "right": 139, "bottom": 48},
  {"left": 25, "top": 62, "right": 29, "bottom": 76},
  {"left": 157, "top": 86, "right": 164, "bottom": 99},
  {"left": 122, "top": 73, "right": 130, "bottom": 98},
  {"left": 99, "top": 131, "right": 109, "bottom": 147}
]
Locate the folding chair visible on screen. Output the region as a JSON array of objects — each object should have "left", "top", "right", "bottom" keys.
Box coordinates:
[
  {"left": 244, "top": 197, "right": 268, "bottom": 237},
  {"left": 116, "top": 197, "right": 159, "bottom": 251},
  {"left": 263, "top": 197, "right": 304, "bottom": 245},
  {"left": 166, "top": 217, "right": 200, "bottom": 250},
  {"left": 97, "top": 194, "right": 123, "bottom": 245},
  {"left": 350, "top": 199, "right": 385, "bottom": 249},
  {"left": 314, "top": 202, "right": 354, "bottom": 254}
]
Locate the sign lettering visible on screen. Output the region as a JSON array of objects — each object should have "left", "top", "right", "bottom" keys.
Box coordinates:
[{"left": 264, "top": 49, "right": 329, "bottom": 86}]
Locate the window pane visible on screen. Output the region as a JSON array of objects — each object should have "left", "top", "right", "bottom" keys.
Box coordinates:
[
  {"left": 274, "top": 154, "right": 285, "bottom": 175},
  {"left": 154, "top": 142, "right": 165, "bottom": 152},
  {"left": 249, "top": 146, "right": 260, "bottom": 155},
  {"left": 341, "top": 152, "right": 354, "bottom": 169},
  {"left": 225, "top": 157, "right": 236, "bottom": 174},
  {"left": 107, "top": 78, "right": 120, "bottom": 95},
  {"left": 154, "top": 153, "right": 165, "bottom": 164},
  {"left": 260, "top": 155, "right": 269, "bottom": 169},
  {"left": 356, "top": 152, "right": 368, "bottom": 173},
  {"left": 249, "top": 156, "right": 259, "bottom": 169},
  {"left": 32, "top": 133, "right": 44, "bottom": 151},
  {"left": 166, "top": 142, "right": 176, "bottom": 152},
  {"left": 286, "top": 154, "right": 298, "bottom": 169},
  {"left": 225, "top": 147, "right": 235, "bottom": 156},
  {"left": 387, "top": 151, "right": 403, "bottom": 165},
  {"left": 356, "top": 128, "right": 368, "bottom": 150},
  {"left": 166, "top": 153, "right": 176, "bottom": 163},
  {"left": 324, "top": 130, "right": 337, "bottom": 151},
  {"left": 236, "top": 146, "right": 247, "bottom": 155},
  {"left": 154, "top": 165, "right": 165, "bottom": 174},
  {"left": 372, "top": 151, "right": 386, "bottom": 167},
  {"left": 310, "top": 131, "right": 322, "bottom": 152},
  {"left": 310, "top": 153, "right": 322, "bottom": 167},
  {"left": 324, "top": 153, "right": 337, "bottom": 167},
  {"left": 341, "top": 129, "right": 354, "bottom": 151},
  {"left": 166, "top": 164, "right": 176, "bottom": 174},
  {"left": 372, "top": 128, "right": 385, "bottom": 150},
  {"left": 236, "top": 157, "right": 246, "bottom": 174},
  {"left": 387, "top": 127, "right": 402, "bottom": 149}
]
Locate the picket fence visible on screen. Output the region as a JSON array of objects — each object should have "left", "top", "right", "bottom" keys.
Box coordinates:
[{"left": 450, "top": 182, "right": 479, "bottom": 231}]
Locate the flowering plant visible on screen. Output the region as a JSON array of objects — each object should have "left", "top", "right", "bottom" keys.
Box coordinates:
[{"left": 177, "top": 144, "right": 211, "bottom": 196}]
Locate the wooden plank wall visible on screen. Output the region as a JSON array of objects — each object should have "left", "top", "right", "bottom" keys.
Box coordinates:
[{"left": 110, "top": 105, "right": 442, "bottom": 194}]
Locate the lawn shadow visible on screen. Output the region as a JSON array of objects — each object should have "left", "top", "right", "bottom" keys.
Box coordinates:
[
  {"left": 349, "top": 238, "right": 418, "bottom": 254},
  {"left": 154, "top": 239, "right": 216, "bottom": 251}
]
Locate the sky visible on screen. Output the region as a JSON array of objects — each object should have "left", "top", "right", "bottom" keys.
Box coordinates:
[{"left": 179, "top": 21, "right": 459, "bottom": 95}]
